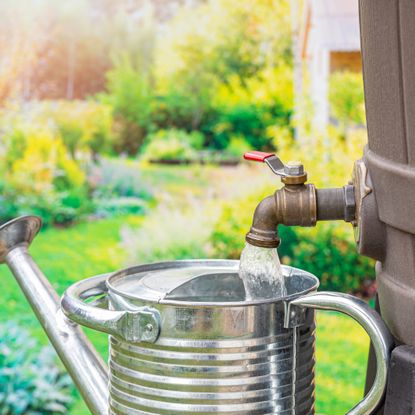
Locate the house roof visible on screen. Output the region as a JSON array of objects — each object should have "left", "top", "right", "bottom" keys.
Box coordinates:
[{"left": 300, "top": 0, "right": 360, "bottom": 58}]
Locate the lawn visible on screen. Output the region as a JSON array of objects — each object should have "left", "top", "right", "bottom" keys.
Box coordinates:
[{"left": 0, "top": 164, "right": 369, "bottom": 415}]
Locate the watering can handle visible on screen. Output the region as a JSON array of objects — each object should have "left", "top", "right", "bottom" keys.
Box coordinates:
[
  {"left": 285, "top": 292, "right": 393, "bottom": 415},
  {"left": 61, "top": 274, "right": 160, "bottom": 343}
]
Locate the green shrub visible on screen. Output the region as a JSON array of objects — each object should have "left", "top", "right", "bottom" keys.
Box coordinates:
[
  {"left": 2, "top": 101, "right": 114, "bottom": 160},
  {"left": 0, "top": 103, "right": 152, "bottom": 225},
  {"left": 209, "top": 105, "right": 265, "bottom": 150},
  {"left": 291, "top": 225, "right": 374, "bottom": 292},
  {"left": 223, "top": 135, "right": 252, "bottom": 158},
  {"left": 41, "top": 101, "right": 114, "bottom": 159},
  {"left": 89, "top": 158, "right": 152, "bottom": 200},
  {"left": 152, "top": 91, "right": 217, "bottom": 134},
  {"left": 104, "top": 54, "right": 155, "bottom": 156},
  {"left": 1, "top": 125, "right": 89, "bottom": 225},
  {"left": 206, "top": 66, "right": 293, "bottom": 150},
  {"left": 100, "top": 0, "right": 293, "bottom": 154},
  {"left": 0, "top": 103, "right": 154, "bottom": 224},
  {"left": 140, "top": 129, "right": 204, "bottom": 162},
  {"left": 0, "top": 322, "right": 72, "bottom": 414},
  {"left": 88, "top": 158, "right": 152, "bottom": 217}
]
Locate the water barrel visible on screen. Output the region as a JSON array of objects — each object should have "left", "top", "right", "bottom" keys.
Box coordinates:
[{"left": 359, "top": 0, "right": 415, "bottom": 346}]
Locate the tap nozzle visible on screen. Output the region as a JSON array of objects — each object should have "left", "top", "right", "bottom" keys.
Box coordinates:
[{"left": 243, "top": 151, "right": 356, "bottom": 248}]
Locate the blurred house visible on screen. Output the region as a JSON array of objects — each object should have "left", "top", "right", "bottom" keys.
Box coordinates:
[{"left": 295, "top": 0, "right": 361, "bottom": 131}]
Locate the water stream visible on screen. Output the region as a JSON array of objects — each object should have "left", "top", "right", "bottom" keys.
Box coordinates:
[{"left": 239, "top": 242, "right": 286, "bottom": 300}]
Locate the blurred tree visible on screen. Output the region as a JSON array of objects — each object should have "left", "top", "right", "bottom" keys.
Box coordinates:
[
  {"left": 153, "top": 0, "right": 293, "bottom": 148},
  {"left": 157, "top": 0, "right": 292, "bottom": 84},
  {"left": 103, "top": 3, "right": 157, "bottom": 155},
  {"left": 0, "top": 1, "right": 42, "bottom": 104},
  {"left": 0, "top": 0, "right": 169, "bottom": 102},
  {"left": 29, "top": 0, "right": 111, "bottom": 99},
  {"left": 0, "top": 0, "right": 295, "bottom": 155}
]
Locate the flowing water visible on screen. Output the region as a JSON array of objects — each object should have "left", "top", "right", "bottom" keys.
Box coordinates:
[{"left": 239, "top": 242, "right": 286, "bottom": 300}]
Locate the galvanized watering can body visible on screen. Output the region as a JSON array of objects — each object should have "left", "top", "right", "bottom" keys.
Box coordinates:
[
  {"left": 62, "top": 260, "right": 392, "bottom": 415},
  {"left": 0, "top": 217, "right": 393, "bottom": 415}
]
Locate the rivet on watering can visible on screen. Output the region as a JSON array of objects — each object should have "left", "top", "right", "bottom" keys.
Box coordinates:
[
  {"left": 145, "top": 324, "right": 153, "bottom": 333},
  {"left": 136, "top": 308, "right": 161, "bottom": 343}
]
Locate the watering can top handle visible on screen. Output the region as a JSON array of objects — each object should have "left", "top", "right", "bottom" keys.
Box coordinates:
[
  {"left": 61, "top": 274, "right": 160, "bottom": 343},
  {"left": 287, "top": 292, "right": 394, "bottom": 415}
]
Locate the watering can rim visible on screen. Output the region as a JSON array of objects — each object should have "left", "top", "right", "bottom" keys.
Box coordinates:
[{"left": 105, "top": 259, "right": 320, "bottom": 307}]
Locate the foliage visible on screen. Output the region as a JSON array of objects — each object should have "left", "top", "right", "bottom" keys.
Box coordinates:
[
  {"left": 140, "top": 129, "right": 204, "bottom": 162},
  {"left": 89, "top": 158, "right": 151, "bottom": 199},
  {"left": 104, "top": 57, "right": 155, "bottom": 155},
  {"left": 329, "top": 71, "right": 365, "bottom": 138},
  {"left": 121, "top": 199, "right": 217, "bottom": 264},
  {"left": 88, "top": 158, "right": 152, "bottom": 217},
  {"left": 0, "top": 101, "right": 113, "bottom": 161},
  {"left": 100, "top": 0, "right": 293, "bottom": 154},
  {"left": 1, "top": 123, "right": 88, "bottom": 225},
  {"left": 0, "top": 322, "right": 72, "bottom": 415},
  {"left": 1, "top": 0, "right": 294, "bottom": 155},
  {"left": 211, "top": 128, "right": 375, "bottom": 293},
  {"left": 93, "top": 197, "right": 147, "bottom": 217},
  {"left": 102, "top": 5, "right": 156, "bottom": 155},
  {"left": 0, "top": 102, "right": 150, "bottom": 225},
  {"left": 158, "top": 0, "right": 292, "bottom": 150},
  {"left": 41, "top": 101, "right": 113, "bottom": 159},
  {"left": 208, "top": 66, "right": 293, "bottom": 149},
  {"left": 224, "top": 135, "right": 252, "bottom": 158},
  {"left": 156, "top": 0, "right": 292, "bottom": 86},
  {"left": 291, "top": 224, "right": 373, "bottom": 292}
]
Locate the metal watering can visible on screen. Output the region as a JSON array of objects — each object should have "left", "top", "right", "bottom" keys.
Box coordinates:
[{"left": 0, "top": 216, "right": 393, "bottom": 415}]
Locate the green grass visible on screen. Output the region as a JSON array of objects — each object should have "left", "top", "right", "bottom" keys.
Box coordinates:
[
  {"left": 0, "top": 165, "right": 370, "bottom": 414},
  {"left": 315, "top": 312, "right": 369, "bottom": 414}
]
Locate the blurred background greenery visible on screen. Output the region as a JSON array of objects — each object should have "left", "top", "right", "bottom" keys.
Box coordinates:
[{"left": 0, "top": 0, "right": 371, "bottom": 414}]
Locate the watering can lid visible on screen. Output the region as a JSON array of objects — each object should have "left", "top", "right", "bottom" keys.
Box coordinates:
[{"left": 108, "top": 260, "right": 243, "bottom": 303}]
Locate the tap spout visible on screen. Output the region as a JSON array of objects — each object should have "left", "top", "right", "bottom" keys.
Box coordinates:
[
  {"left": 245, "top": 194, "right": 281, "bottom": 248},
  {"left": 246, "top": 183, "right": 317, "bottom": 248},
  {"left": 0, "top": 217, "right": 109, "bottom": 415},
  {"left": 246, "top": 184, "right": 355, "bottom": 248}
]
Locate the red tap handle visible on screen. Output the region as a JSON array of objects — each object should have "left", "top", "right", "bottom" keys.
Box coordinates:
[
  {"left": 243, "top": 151, "right": 275, "bottom": 162},
  {"left": 244, "top": 151, "right": 286, "bottom": 176}
]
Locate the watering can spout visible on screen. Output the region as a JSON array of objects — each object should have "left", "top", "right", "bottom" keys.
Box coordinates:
[{"left": 0, "top": 216, "right": 109, "bottom": 415}]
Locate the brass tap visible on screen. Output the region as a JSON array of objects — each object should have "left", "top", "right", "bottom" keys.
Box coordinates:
[{"left": 244, "top": 151, "right": 356, "bottom": 248}]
